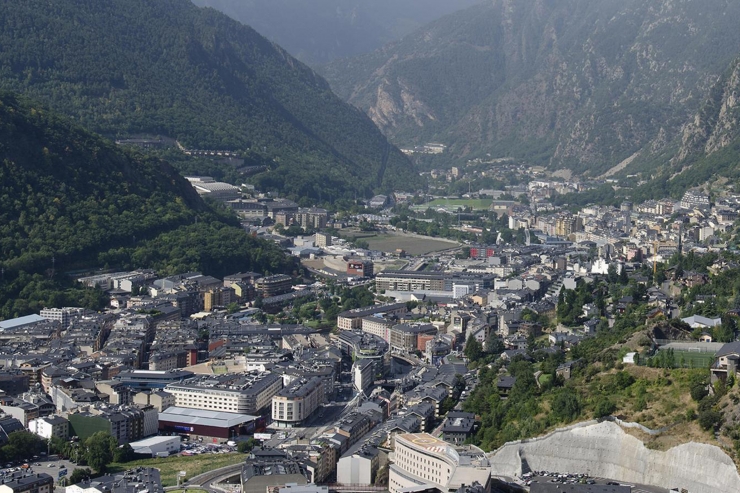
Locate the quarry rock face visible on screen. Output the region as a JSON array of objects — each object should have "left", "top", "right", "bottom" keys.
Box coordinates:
[{"left": 489, "top": 421, "right": 740, "bottom": 493}]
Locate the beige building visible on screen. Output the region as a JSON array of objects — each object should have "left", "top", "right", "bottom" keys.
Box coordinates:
[
  {"left": 272, "top": 377, "right": 325, "bottom": 427},
  {"left": 361, "top": 317, "right": 394, "bottom": 342},
  {"left": 165, "top": 373, "right": 282, "bottom": 415},
  {"left": 337, "top": 303, "right": 407, "bottom": 331},
  {"left": 314, "top": 232, "right": 332, "bottom": 248},
  {"left": 133, "top": 390, "right": 175, "bottom": 412},
  {"left": 388, "top": 433, "right": 490, "bottom": 493}
]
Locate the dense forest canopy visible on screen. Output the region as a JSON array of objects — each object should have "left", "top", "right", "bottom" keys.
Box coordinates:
[
  {"left": 0, "top": 91, "right": 294, "bottom": 318},
  {"left": 0, "top": 0, "right": 419, "bottom": 201}
]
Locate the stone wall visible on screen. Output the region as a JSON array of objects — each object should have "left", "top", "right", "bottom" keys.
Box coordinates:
[{"left": 489, "top": 421, "right": 740, "bottom": 493}]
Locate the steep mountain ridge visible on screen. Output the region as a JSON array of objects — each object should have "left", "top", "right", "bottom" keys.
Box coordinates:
[
  {"left": 0, "top": 0, "right": 418, "bottom": 200},
  {"left": 678, "top": 58, "right": 740, "bottom": 162},
  {"left": 321, "top": 0, "right": 740, "bottom": 177},
  {"left": 192, "top": 0, "right": 481, "bottom": 65}
]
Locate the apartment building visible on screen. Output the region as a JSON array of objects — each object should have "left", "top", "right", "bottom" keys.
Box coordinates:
[{"left": 272, "top": 377, "right": 325, "bottom": 427}]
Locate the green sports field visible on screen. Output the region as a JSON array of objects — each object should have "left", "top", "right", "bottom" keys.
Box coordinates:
[{"left": 414, "top": 198, "right": 492, "bottom": 211}]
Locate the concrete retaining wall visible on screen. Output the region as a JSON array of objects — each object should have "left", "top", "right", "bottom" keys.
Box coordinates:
[{"left": 489, "top": 421, "right": 740, "bottom": 493}]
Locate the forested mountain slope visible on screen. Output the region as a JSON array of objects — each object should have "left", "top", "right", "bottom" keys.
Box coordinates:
[
  {"left": 0, "top": 0, "right": 418, "bottom": 200},
  {"left": 192, "top": 0, "right": 481, "bottom": 65},
  {"left": 321, "top": 0, "right": 740, "bottom": 178},
  {"left": 0, "top": 91, "right": 293, "bottom": 318}
]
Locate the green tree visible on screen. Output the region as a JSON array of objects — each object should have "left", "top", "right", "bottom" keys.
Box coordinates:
[
  {"left": 551, "top": 389, "right": 582, "bottom": 423},
  {"left": 237, "top": 438, "right": 259, "bottom": 453},
  {"left": 84, "top": 432, "right": 116, "bottom": 473},
  {"left": 593, "top": 398, "right": 617, "bottom": 418},
  {"left": 113, "top": 443, "right": 136, "bottom": 463},
  {"left": 464, "top": 334, "right": 483, "bottom": 362},
  {"left": 68, "top": 468, "right": 94, "bottom": 485}
]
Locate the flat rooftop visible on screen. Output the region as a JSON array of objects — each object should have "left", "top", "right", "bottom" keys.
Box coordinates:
[{"left": 159, "top": 406, "right": 258, "bottom": 428}]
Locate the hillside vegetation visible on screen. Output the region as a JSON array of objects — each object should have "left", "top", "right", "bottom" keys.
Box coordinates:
[
  {"left": 0, "top": 0, "right": 419, "bottom": 201},
  {"left": 321, "top": 0, "right": 740, "bottom": 187},
  {"left": 0, "top": 92, "right": 293, "bottom": 318}
]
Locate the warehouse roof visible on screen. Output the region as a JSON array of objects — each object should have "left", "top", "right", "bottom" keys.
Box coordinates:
[{"left": 158, "top": 406, "right": 258, "bottom": 428}]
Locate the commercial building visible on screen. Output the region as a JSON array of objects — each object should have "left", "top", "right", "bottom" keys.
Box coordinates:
[
  {"left": 255, "top": 275, "right": 293, "bottom": 297},
  {"left": 158, "top": 407, "right": 259, "bottom": 441},
  {"left": 272, "top": 377, "right": 325, "bottom": 427},
  {"left": 376, "top": 272, "right": 494, "bottom": 293},
  {"left": 390, "top": 323, "right": 437, "bottom": 352},
  {"left": 388, "top": 433, "right": 490, "bottom": 493},
  {"left": 129, "top": 435, "right": 181, "bottom": 457},
  {"left": 347, "top": 260, "right": 373, "bottom": 278},
  {"left": 114, "top": 370, "right": 194, "bottom": 390},
  {"left": 337, "top": 303, "right": 407, "bottom": 331},
  {"left": 241, "top": 450, "right": 308, "bottom": 493},
  {"left": 468, "top": 246, "right": 496, "bottom": 260},
  {"left": 186, "top": 177, "right": 241, "bottom": 202},
  {"left": 376, "top": 271, "right": 446, "bottom": 292},
  {"left": 165, "top": 372, "right": 283, "bottom": 415}
]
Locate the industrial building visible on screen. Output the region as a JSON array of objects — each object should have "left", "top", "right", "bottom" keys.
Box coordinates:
[
  {"left": 130, "top": 435, "right": 181, "bottom": 457},
  {"left": 158, "top": 406, "right": 259, "bottom": 442}
]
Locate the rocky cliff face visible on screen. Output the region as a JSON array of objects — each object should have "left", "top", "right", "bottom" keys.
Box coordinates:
[
  {"left": 321, "top": 0, "right": 740, "bottom": 177},
  {"left": 489, "top": 420, "right": 740, "bottom": 493},
  {"left": 678, "top": 58, "right": 740, "bottom": 162}
]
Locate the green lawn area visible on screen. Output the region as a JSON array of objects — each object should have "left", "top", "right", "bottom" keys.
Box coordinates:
[
  {"left": 538, "top": 374, "right": 553, "bottom": 388},
  {"left": 363, "top": 234, "right": 458, "bottom": 255},
  {"left": 419, "top": 198, "right": 492, "bottom": 210},
  {"left": 670, "top": 350, "right": 715, "bottom": 369},
  {"left": 108, "top": 453, "right": 245, "bottom": 486}
]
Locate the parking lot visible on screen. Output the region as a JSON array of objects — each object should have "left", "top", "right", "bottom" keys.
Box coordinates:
[
  {"left": 0, "top": 455, "right": 78, "bottom": 488},
  {"left": 523, "top": 471, "right": 669, "bottom": 493}
]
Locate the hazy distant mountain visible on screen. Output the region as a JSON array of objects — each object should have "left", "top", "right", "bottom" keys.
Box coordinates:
[
  {"left": 192, "top": 0, "right": 482, "bottom": 65},
  {"left": 321, "top": 0, "right": 740, "bottom": 187},
  {"left": 0, "top": 0, "right": 419, "bottom": 201}
]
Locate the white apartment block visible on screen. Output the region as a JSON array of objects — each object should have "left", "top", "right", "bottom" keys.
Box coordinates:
[{"left": 28, "top": 415, "right": 69, "bottom": 440}]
